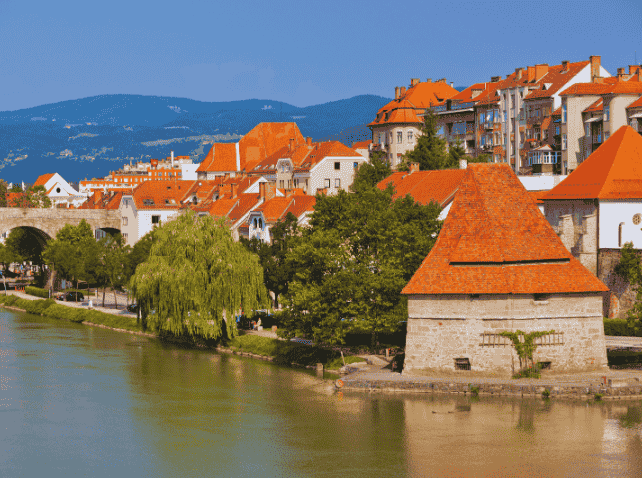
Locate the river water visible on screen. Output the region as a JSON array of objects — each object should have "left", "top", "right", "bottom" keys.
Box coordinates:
[{"left": 2, "top": 308, "right": 642, "bottom": 477}]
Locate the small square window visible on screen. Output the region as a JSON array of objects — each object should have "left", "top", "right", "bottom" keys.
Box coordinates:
[
  {"left": 152, "top": 215, "right": 160, "bottom": 224},
  {"left": 454, "top": 358, "right": 471, "bottom": 371},
  {"left": 335, "top": 178, "right": 340, "bottom": 188},
  {"left": 334, "top": 162, "right": 340, "bottom": 170},
  {"left": 324, "top": 179, "right": 330, "bottom": 188}
]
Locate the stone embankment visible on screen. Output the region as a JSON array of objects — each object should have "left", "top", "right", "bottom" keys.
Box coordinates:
[{"left": 338, "top": 367, "right": 642, "bottom": 401}]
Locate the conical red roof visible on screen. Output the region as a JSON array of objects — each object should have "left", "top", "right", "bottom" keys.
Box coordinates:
[
  {"left": 402, "top": 163, "right": 608, "bottom": 295},
  {"left": 543, "top": 126, "right": 642, "bottom": 200}
]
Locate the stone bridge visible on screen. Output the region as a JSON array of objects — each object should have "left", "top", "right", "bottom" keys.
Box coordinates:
[{"left": 0, "top": 207, "right": 120, "bottom": 239}]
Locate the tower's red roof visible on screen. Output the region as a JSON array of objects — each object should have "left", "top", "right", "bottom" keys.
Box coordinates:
[
  {"left": 402, "top": 163, "right": 608, "bottom": 295},
  {"left": 543, "top": 126, "right": 642, "bottom": 200}
]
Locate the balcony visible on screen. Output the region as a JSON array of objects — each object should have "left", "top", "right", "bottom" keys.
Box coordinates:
[
  {"left": 528, "top": 151, "right": 561, "bottom": 165},
  {"left": 593, "top": 135, "right": 602, "bottom": 144}
]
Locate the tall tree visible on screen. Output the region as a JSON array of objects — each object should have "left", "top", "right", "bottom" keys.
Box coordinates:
[
  {"left": 96, "top": 234, "right": 131, "bottom": 308},
  {"left": 240, "top": 212, "right": 299, "bottom": 308},
  {"left": 401, "top": 110, "right": 453, "bottom": 171},
  {"left": 0, "top": 180, "right": 7, "bottom": 207},
  {"left": 129, "top": 211, "right": 268, "bottom": 338},
  {"left": 350, "top": 150, "right": 392, "bottom": 192},
  {"left": 281, "top": 187, "right": 442, "bottom": 346}
]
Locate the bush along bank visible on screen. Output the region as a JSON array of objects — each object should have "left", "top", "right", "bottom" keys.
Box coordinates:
[
  {"left": 0, "top": 295, "right": 146, "bottom": 333},
  {"left": 25, "top": 286, "right": 50, "bottom": 299}
]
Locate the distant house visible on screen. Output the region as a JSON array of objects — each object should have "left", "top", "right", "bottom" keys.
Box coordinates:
[
  {"left": 542, "top": 125, "right": 642, "bottom": 317},
  {"left": 351, "top": 140, "right": 371, "bottom": 159},
  {"left": 33, "top": 172, "right": 85, "bottom": 207},
  {"left": 402, "top": 163, "right": 609, "bottom": 377},
  {"left": 196, "top": 122, "right": 306, "bottom": 179},
  {"left": 246, "top": 186, "right": 316, "bottom": 243}
]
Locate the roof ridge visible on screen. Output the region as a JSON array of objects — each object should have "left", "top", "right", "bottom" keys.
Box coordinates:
[{"left": 598, "top": 127, "right": 631, "bottom": 197}]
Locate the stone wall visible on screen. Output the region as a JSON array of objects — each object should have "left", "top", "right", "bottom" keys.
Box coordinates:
[
  {"left": 404, "top": 293, "right": 608, "bottom": 377},
  {"left": 599, "top": 248, "right": 641, "bottom": 319}
]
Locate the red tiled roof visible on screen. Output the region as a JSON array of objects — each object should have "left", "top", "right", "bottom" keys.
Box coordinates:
[
  {"left": 583, "top": 98, "right": 604, "bottom": 113},
  {"left": 543, "top": 126, "right": 642, "bottom": 200},
  {"left": 402, "top": 163, "right": 608, "bottom": 295},
  {"left": 523, "top": 61, "right": 590, "bottom": 100},
  {"left": 529, "top": 190, "right": 549, "bottom": 205},
  {"left": 627, "top": 96, "right": 642, "bottom": 109},
  {"left": 33, "top": 173, "right": 55, "bottom": 187},
  {"left": 377, "top": 169, "right": 467, "bottom": 207},
  {"left": 540, "top": 116, "right": 552, "bottom": 130},
  {"left": 197, "top": 122, "right": 305, "bottom": 174},
  {"left": 352, "top": 140, "right": 371, "bottom": 149},
  {"left": 131, "top": 180, "right": 196, "bottom": 209},
  {"left": 254, "top": 195, "right": 316, "bottom": 223},
  {"left": 251, "top": 140, "right": 362, "bottom": 173}
]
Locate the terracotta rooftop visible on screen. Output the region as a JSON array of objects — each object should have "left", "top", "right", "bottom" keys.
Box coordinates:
[
  {"left": 130, "top": 180, "right": 196, "bottom": 210},
  {"left": 543, "top": 126, "right": 642, "bottom": 200},
  {"left": 253, "top": 194, "right": 316, "bottom": 223},
  {"left": 583, "top": 98, "right": 604, "bottom": 113},
  {"left": 251, "top": 140, "right": 362, "bottom": 173},
  {"left": 197, "top": 122, "right": 306, "bottom": 173},
  {"left": 377, "top": 169, "right": 467, "bottom": 207},
  {"left": 402, "top": 163, "right": 608, "bottom": 295},
  {"left": 33, "top": 173, "right": 55, "bottom": 187},
  {"left": 628, "top": 96, "right": 642, "bottom": 109},
  {"left": 351, "top": 140, "right": 371, "bottom": 149}
]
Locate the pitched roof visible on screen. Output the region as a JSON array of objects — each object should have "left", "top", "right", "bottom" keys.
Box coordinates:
[
  {"left": 197, "top": 122, "right": 305, "bottom": 173},
  {"left": 627, "top": 96, "right": 642, "bottom": 109},
  {"left": 583, "top": 98, "right": 604, "bottom": 113},
  {"left": 402, "top": 163, "right": 608, "bottom": 295},
  {"left": 377, "top": 169, "right": 467, "bottom": 207},
  {"left": 33, "top": 173, "right": 55, "bottom": 187},
  {"left": 543, "top": 126, "right": 642, "bottom": 200},
  {"left": 559, "top": 79, "right": 642, "bottom": 97},
  {"left": 253, "top": 194, "right": 316, "bottom": 223},
  {"left": 251, "top": 140, "right": 362, "bottom": 173},
  {"left": 523, "top": 61, "right": 590, "bottom": 100},
  {"left": 352, "top": 140, "right": 371, "bottom": 149},
  {"left": 130, "top": 180, "right": 196, "bottom": 209}
]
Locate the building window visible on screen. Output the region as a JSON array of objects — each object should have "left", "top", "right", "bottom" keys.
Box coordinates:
[
  {"left": 335, "top": 178, "right": 341, "bottom": 189},
  {"left": 279, "top": 180, "right": 284, "bottom": 189},
  {"left": 324, "top": 179, "right": 330, "bottom": 188},
  {"left": 334, "top": 162, "right": 340, "bottom": 170},
  {"left": 479, "top": 113, "right": 485, "bottom": 124},
  {"left": 585, "top": 124, "right": 590, "bottom": 137},
  {"left": 562, "top": 103, "right": 567, "bottom": 123},
  {"left": 397, "top": 131, "right": 403, "bottom": 143},
  {"left": 562, "top": 133, "right": 567, "bottom": 150},
  {"left": 123, "top": 233, "right": 128, "bottom": 240},
  {"left": 152, "top": 215, "right": 160, "bottom": 224},
  {"left": 353, "top": 162, "right": 358, "bottom": 169},
  {"left": 454, "top": 358, "right": 471, "bottom": 371},
  {"left": 122, "top": 216, "right": 128, "bottom": 226},
  {"left": 618, "top": 223, "right": 625, "bottom": 247},
  {"left": 379, "top": 133, "right": 384, "bottom": 144},
  {"left": 555, "top": 125, "right": 560, "bottom": 135},
  {"left": 407, "top": 130, "right": 413, "bottom": 142},
  {"left": 605, "top": 132, "right": 610, "bottom": 141},
  {"left": 604, "top": 105, "right": 610, "bottom": 121}
]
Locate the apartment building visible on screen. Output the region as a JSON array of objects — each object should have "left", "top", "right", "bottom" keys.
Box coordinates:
[
  {"left": 368, "top": 78, "right": 459, "bottom": 169},
  {"left": 559, "top": 65, "right": 642, "bottom": 173}
]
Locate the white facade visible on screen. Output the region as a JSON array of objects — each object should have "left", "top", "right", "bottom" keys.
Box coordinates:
[
  {"left": 308, "top": 156, "right": 367, "bottom": 195},
  {"left": 181, "top": 163, "right": 199, "bottom": 180},
  {"left": 119, "top": 195, "right": 180, "bottom": 246},
  {"left": 599, "top": 200, "right": 642, "bottom": 249}
]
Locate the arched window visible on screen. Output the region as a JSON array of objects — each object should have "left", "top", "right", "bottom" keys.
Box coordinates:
[
  {"left": 258, "top": 219, "right": 263, "bottom": 230},
  {"left": 619, "top": 222, "right": 624, "bottom": 247},
  {"left": 253, "top": 218, "right": 257, "bottom": 229}
]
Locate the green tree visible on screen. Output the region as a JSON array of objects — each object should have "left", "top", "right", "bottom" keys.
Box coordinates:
[
  {"left": 447, "top": 140, "right": 467, "bottom": 167},
  {"left": 5, "top": 227, "right": 46, "bottom": 265},
  {"left": 0, "top": 180, "right": 7, "bottom": 207},
  {"left": 281, "top": 186, "right": 442, "bottom": 346},
  {"left": 7, "top": 185, "right": 51, "bottom": 208},
  {"left": 9, "top": 184, "right": 22, "bottom": 193},
  {"left": 42, "top": 219, "right": 96, "bottom": 290},
  {"left": 125, "top": 229, "right": 156, "bottom": 283},
  {"left": 615, "top": 242, "right": 641, "bottom": 285},
  {"left": 469, "top": 153, "right": 491, "bottom": 164},
  {"left": 96, "top": 234, "right": 131, "bottom": 308},
  {"left": 240, "top": 212, "right": 298, "bottom": 308},
  {"left": 401, "top": 110, "right": 453, "bottom": 171},
  {"left": 350, "top": 150, "right": 392, "bottom": 192},
  {"left": 500, "top": 330, "right": 555, "bottom": 377},
  {"left": 129, "top": 211, "right": 269, "bottom": 339}
]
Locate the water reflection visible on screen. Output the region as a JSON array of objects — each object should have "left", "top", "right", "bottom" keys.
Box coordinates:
[{"left": 4, "top": 308, "right": 642, "bottom": 477}]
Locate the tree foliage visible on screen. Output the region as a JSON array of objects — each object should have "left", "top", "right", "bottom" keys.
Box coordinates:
[
  {"left": 6, "top": 185, "right": 51, "bottom": 208},
  {"left": 240, "top": 212, "right": 298, "bottom": 308},
  {"left": 42, "top": 220, "right": 96, "bottom": 289},
  {"left": 0, "top": 180, "right": 7, "bottom": 207},
  {"left": 130, "top": 211, "right": 269, "bottom": 339},
  {"left": 615, "top": 242, "right": 641, "bottom": 285},
  {"left": 401, "top": 110, "right": 456, "bottom": 171},
  {"left": 5, "top": 227, "right": 47, "bottom": 265},
  {"left": 280, "top": 186, "right": 442, "bottom": 345},
  {"left": 350, "top": 150, "right": 392, "bottom": 192}
]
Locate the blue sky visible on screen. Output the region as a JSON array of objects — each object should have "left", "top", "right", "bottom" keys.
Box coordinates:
[{"left": 1, "top": 0, "right": 641, "bottom": 111}]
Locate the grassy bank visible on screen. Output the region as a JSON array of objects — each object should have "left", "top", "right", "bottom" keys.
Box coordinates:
[
  {"left": 226, "top": 334, "right": 366, "bottom": 370},
  {"left": 0, "top": 295, "right": 144, "bottom": 333}
]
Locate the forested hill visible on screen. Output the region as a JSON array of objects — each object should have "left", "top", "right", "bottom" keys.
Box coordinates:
[{"left": 0, "top": 94, "right": 392, "bottom": 183}]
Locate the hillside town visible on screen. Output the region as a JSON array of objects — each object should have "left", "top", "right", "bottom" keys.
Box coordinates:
[{"left": 2, "top": 53, "right": 642, "bottom": 378}]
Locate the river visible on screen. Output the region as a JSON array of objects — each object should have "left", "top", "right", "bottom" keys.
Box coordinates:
[{"left": 2, "top": 308, "right": 642, "bottom": 477}]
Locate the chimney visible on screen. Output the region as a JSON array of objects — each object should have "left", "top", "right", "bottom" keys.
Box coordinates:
[
  {"left": 94, "top": 190, "right": 102, "bottom": 205},
  {"left": 527, "top": 66, "right": 535, "bottom": 82},
  {"left": 515, "top": 68, "right": 523, "bottom": 80},
  {"left": 437, "top": 78, "right": 446, "bottom": 83},
  {"left": 395, "top": 86, "right": 400, "bottom": 99},
  {"left": 426, "top": 78, "right": 432, "bottom": 83},
  {"left": 593, "top": 76, "right": 604, "bottom": 84},
  {"left": 459, "top": 158, "right": 468, "bottom": 170},
  {"left": 230, "top": 183, "right": 238, "bottom": 199},
  {"left": 590, "top": 55, "right": 601, "bottom": 81},
  {"left": 410, "top": 78, "right": 420, "bottom": 87},
  {"left": 617, "top": 67, "right": 628, "bottom": 81},
  {"left": 629, "top": 65, "right": 642, "bottom": 75},
  {"left": 400, "top": 86, "right": 406, "bottom": 97},
  {"left": 259, "top": 181, "right": 266, "bottom": 201},
  {"left": 171, "top": 150, "right": 174, "bottom": 168},
  {"left": 561, "top": 60, "right": 569, "bottom": 71},
  {"left": 409, "top": 162, "right": 420, "bottom": 174},
  {"left": 306, "top": 136, "right": 312, "bottom": 146},
  {"left": 450, "top": 82, "right": 454, "bottom": 88},
  {"left": 491, "top": 75, "right": 502, "bottom": 82},
  {"left": 534, "top": 64, "right": 549, "bottom": 81}
]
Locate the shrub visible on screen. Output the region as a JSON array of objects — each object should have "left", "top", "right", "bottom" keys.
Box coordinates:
[
  {"left": 25, "top": 286, "right": 50, "bottom": 299},
  {"left": 542, "top": 389, "right": 551, "bottom": 398},
  {"left": 603, "top": 318, "right": 642, "bottom": 337}
]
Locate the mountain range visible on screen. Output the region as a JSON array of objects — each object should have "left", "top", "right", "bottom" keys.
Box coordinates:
[{"left": 0, "top": 87, "right": 466, "bottom": 184}]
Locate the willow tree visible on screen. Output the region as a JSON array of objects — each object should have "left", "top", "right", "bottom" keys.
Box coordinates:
[{"left": 129, "top": 211, "right": 269, "bottom": 339}]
